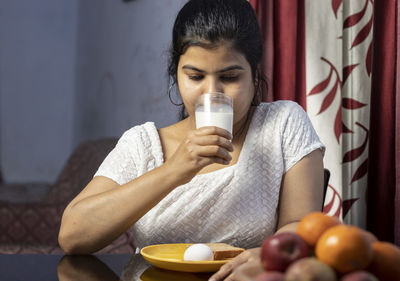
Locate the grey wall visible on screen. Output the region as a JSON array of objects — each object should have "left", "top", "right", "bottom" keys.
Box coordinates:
[
  {"left": 0, "top": 0, "right": 186, "bottom": 184},
  {"left": 0, "top": 0, "right": 78, "bottom": 183},
  {"left": 73, "top": 0, "right": 185, "bottom": 145}
]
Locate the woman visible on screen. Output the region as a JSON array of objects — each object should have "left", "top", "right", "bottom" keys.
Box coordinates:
[{"left": 59, "top": 0, "right": 325, "bottom": 280}]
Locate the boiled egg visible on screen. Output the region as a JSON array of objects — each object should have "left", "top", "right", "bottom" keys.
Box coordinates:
[{"left": 183, "top": 243, "right": 214, "bottom": 261}]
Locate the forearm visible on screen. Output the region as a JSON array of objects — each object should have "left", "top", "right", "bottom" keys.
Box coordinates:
[
  {"left": 276, "top": 222, "right": 299, "bottom": 234},
  {"left": 59, "top": 163, "right": 185, "bottom": 254},
  {"left": 230, "top": 222, "right": 299, "bottom": 257}
]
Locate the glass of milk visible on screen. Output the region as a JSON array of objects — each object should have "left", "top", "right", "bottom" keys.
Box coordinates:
[{"left": 195, "top": 92, "right": 233, "bottom": 134}]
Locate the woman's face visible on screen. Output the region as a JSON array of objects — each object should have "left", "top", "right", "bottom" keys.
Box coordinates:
[{"left": 177, "top": 44, "right": 255, "bottom": 128}]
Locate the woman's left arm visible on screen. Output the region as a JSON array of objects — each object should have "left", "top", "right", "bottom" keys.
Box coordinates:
[
  {"left": 209, "top": 149, "right": 324, "bottom": 281},
  {"left": 275, "top": 148, "right": 324, "bottom": 233}
]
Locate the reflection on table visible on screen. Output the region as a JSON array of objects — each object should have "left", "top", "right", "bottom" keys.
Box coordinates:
[
  {"left": 57, "top": 254, "right": 214, "bottom": 281},
  {"left": 140, "top": 266, "right": 212, "bottom": 281},
  {"left": 57, "top": 255, "right": 121, "bottom": 281}
]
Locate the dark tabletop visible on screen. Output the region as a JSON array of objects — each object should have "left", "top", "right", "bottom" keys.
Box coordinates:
[{"left": 0, "top": 254, "right": 214, "bottom": 281}]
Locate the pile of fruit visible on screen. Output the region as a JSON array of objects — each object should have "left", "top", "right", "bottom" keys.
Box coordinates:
[{"left": 256, "top": 212, "right": 400, "bottom": 281}]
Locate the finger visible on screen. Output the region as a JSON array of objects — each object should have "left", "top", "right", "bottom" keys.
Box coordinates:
[
  {"left": 196, "top": 145, "right": 232, "bottom": 162},
  {"left": 209, "top": 261, "right": 235, "bottom": 281},
  {"left": 193, "top": 135, "right": 234, "bottom": 152},
  {"left": 224, "top": 273, "right": 237, "bottom": 281},
  {"left": 234, "top": 260, "right": 264, "bottom": 278},
  {"left": 224, "top": 272, "right": 254, "bottom": 281},
  {"left": 193, "top": 156, "right": 230, "bottom": 168},
  {"left": 199, "top": 156, "right": 231, "bottom": 166},
  {"left": 195, "top": 126, "right": 233, "bottom": 140},
  {"left": 210, "top": 156, "right": 231, "bottom": 165},
  {"left": 210, "top": 257, "right": 249, "bottom": 281},
  {"left": 209, "top": 251, "right": 255, "bottom": 281},
  {"left": 224, "top": 273, "right": 235, "bottom": 281}
]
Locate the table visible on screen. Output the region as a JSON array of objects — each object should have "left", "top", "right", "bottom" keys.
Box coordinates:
[{"left": 0, "top": 254, "right": 214, "bottom": 281}]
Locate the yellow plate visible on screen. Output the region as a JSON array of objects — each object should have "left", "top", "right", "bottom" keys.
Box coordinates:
[{"left": 140, "top": 243, "right": 228, "bottom": 272}]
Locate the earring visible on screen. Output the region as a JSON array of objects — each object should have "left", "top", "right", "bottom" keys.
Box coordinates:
[{"left": 168, "top": 83, "right": 183, "bottom": 106}]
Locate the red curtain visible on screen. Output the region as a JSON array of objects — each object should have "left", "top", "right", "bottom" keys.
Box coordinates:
[
  {"left": 251, "top": 0, "right": 400, "bottom": 245},
  {"left": 251, "top": 0, "right": 307, "bottom": 108},
  {"left": 396, "top": 0, "right": 400, "bottom": 247},
  {"left": 367, "top": 0, "right": 399, "bottom": 244}
]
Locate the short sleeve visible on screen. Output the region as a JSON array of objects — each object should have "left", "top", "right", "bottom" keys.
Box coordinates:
[
  {"left": 94, "top": 128, "right": 139, "bottom": 185},
  {"left": 281, "top": 102, "right": 325, "bottom": 172}
]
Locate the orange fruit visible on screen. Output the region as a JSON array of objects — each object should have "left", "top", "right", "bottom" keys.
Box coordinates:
[
  {"left": 367, "top": 241, "right": 400, "bottom": 280},
  {"left": 315, "top": 224, "right": 373, "bottom": 274},
  {"left": 361, "top": 230, "right": 378, "bottom": 243},
  {"left": 296, "top": 212, "right": 341, "bottom": 247}
]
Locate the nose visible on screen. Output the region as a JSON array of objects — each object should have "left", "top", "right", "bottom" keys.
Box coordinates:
[{"left": 206, "top": 77, "right": 223, "bottom": 93}]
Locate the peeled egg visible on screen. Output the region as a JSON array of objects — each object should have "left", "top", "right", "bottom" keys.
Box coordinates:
[{"left": 183, "top": 243, "right": 214, "bottom": 261}]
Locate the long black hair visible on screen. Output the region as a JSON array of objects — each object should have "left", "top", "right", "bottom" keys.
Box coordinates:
[{"left": 168, "top": 0, "right": 267, "bottom": 120}]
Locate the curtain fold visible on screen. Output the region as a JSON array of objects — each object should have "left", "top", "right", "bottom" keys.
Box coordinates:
[
  {"left": 250, "top": 0, "right": 306, "bottom": 107},
  {"left": 274, "top": 0, "right": 307, "bottom": 108},
  {"left": 366, "top": 0, "right": 397, "bottom": 243},
  {"left": 396, "top": 0, "right": 400, "bottom": 246}
]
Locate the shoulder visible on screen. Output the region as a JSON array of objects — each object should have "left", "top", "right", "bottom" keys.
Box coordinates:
[
  {"left": 255, "top": 101, "right": 306, "bottom": 125},
  {"left": 112, "top": 122, "right": 162, "bottom": 160},
  {"left": 111, "top": 121, "right": 162, "bottom": 169},
  {"left": 257, "top": 100, "right": 304, "bottom": 114},
  {"left": 118, "top": 122, "right": 158, "bottom": 145},
  {"left": 94, "top": 122, "right": 159, "bottom": 184}
]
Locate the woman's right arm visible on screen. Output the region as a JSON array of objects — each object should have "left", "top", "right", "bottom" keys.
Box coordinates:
[{"left": 58, "top": 127, "right": 233, "bottom": 254}]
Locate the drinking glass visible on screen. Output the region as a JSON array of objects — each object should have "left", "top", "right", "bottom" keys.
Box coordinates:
[{"left": 195, "top": 92, "right": 233, "bottom": 134}]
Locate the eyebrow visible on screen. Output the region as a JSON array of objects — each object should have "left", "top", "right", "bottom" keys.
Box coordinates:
[{"left": 182, "top": 65, "right": 244, "bottom": 73}]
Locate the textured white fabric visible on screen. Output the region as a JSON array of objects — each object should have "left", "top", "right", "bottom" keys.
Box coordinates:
[{"left": 95, "top": 101, "right": 325, "bottom": 249}]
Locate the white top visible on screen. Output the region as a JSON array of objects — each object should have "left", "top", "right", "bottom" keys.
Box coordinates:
[{"left": 94, "top": 101, "right": 325, "bottom": 249}]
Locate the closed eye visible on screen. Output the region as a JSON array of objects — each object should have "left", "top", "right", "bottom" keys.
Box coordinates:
[
  {"left": 220, "top": 75, "right": 239, "bottom": 82},
  {"left": 188, "top": 75, "right": 204, "bottom": 81}
]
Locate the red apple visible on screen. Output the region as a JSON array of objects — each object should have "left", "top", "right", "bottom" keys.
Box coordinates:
[
  {"left": 261, "top": 232, "right": 310, "bottom": 272},
  {"left": 285, "top": 257, "right": 337, "bottom": 281},
  {"left": 255, "top": 271, "right": 285, "bottom": 281},
  {"left": 340, "top": 270, "right": 378, "bottom": 281}
]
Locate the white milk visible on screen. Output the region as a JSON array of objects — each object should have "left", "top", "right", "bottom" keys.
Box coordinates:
[{"left": 195, "top": 110, "right": 233, "bottom": 134}]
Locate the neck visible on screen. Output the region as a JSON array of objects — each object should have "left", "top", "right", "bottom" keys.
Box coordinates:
[{"left": 232, "top": 107, "right": 253, "bottom": 141}]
